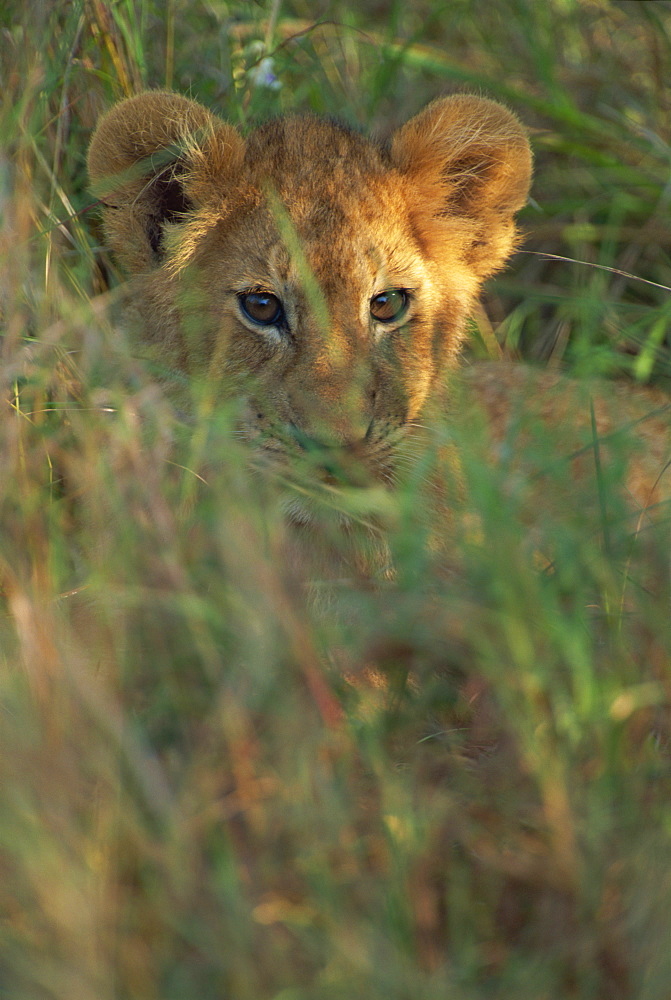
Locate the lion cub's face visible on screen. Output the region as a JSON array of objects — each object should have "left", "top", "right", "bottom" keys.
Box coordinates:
[{"left": 88, "top": 92, "right": 531, "bottom": 484}]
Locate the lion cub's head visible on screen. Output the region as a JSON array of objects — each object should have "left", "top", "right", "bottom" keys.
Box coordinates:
[{"left": 88, "top": 91, "right": 531, "bottom": 484}]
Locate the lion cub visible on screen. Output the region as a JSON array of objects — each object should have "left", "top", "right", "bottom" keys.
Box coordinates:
[{"left": 88, "top": 91, "right": 669, "bottom": 531}]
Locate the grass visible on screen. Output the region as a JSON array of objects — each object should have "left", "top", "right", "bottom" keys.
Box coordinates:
[{"left": 1, "top": 0, "right": 671, "bottom": 997}]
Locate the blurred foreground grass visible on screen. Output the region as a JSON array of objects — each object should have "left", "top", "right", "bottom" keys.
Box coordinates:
[{"left": 1, "top": 1, "right": 671, "bottom": 997}]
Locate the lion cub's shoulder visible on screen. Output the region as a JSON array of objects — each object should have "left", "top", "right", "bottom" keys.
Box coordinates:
[{"left": 461, "top": 361, "right": 671, "bottom": 515}]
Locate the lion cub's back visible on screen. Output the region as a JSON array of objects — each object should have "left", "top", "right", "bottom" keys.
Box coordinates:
[{"left": 461, "top": 361, "right": 671, "bottom": 517}]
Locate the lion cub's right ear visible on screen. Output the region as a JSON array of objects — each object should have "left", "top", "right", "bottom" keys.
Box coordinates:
[
  {"left": 88, "top": 91, "right": 245, "bottom": 274},
  {"left": 391, "top": 95, "right": 532, "bottom": 279}
]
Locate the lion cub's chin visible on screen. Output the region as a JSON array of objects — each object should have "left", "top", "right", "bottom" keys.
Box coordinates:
[
  {"left": 279, "top": 484, "right": 395, "bottom": 528},
  {"left": 278, "top": 487, "right": 398, "bottom": 587}
]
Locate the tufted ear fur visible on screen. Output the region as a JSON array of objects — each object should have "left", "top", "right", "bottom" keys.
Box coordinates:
[
  {"left": 88, "top": 91, "right": 245, "bottom": 274},
  {"left": 391, "top": 95, "right": 532, "bottom": 279}
]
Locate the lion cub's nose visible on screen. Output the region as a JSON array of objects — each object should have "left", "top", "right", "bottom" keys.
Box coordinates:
[
  {"left": 290, "top": 377, "right": 376, "bottom": 451},
  {"left": 290, "top": 419, "right": 372, "bottom": 454},
  {"left": 289, "top": 423, "right": 373, "bottom": 487}
]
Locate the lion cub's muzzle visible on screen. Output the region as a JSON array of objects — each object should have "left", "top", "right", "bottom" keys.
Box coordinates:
[{"left": 289, "top": 422, "right": 377, "bottom": 487}]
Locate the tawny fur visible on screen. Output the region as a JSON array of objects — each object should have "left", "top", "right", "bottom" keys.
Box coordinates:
[{"left": 88, "top": 91, "right": 669, "bottom": 522}]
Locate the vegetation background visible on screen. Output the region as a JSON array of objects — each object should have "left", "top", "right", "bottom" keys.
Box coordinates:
[{"left": 1, "top": 0, "right": 670, "bottom": 997}]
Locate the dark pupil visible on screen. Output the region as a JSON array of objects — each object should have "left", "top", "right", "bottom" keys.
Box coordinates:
[
  {"left": 370, "top": 290, "right": 406, "bottom": 322},
  {"left": 241, "top": 292, "right": 282, "bottom": 325}
]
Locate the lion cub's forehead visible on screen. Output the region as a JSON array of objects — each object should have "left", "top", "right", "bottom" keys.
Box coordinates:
[
  {"left": 237, "top": 116, "right": 415, "bottom": 274},
  {"left": 245, "top": 115, "right": 389, "bottom": 184}
]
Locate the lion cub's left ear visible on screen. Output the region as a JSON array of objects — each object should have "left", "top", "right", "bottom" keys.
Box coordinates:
[
  {"left": 88, "top": 91, "right": 245, "bottom": 275},
  {"left": 391, "top": 95, "right": 532, "bottom": 278}
]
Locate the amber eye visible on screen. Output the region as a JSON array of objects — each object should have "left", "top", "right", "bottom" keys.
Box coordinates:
[
  {"left": 370, "top": 289, "right": 408, "bottom": 323},
  {"left": 239, "top": 291, "right": 284, "bottom": 326}
]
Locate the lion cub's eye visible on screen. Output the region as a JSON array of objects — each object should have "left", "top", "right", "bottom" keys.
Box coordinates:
[
  {"left": 239, "top": 291, "right": 284, "bottom": 326},
  {"left": 370, "top": 289, "right": 408, "bottom": 323}
]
